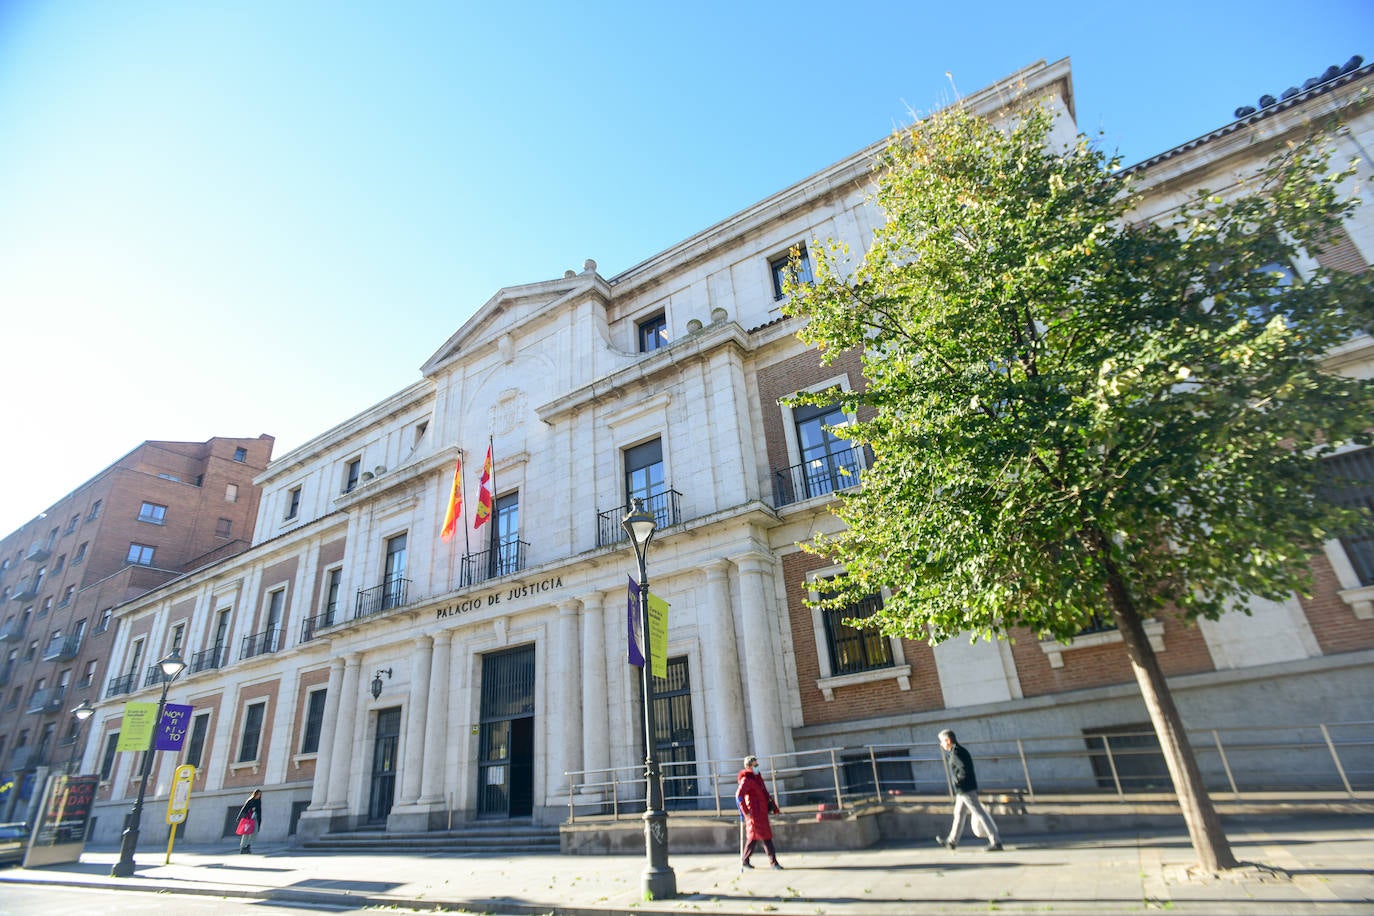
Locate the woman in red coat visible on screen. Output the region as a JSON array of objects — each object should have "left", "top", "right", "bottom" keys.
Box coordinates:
[{"left": 735, "top": 755, "right": 783, "bottom": 870}]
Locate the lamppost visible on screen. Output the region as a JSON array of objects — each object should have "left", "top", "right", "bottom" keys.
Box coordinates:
[
  {"left": 370, "top": 668, "right": 392, "bottom": 700},
  {"left": 67, "top": 699, "right": 95, "bottom": 773},
  {"left": 111, "top": 648, "right": 186, "bottom": 878},
  {"left": 622, "top": 497, "right": 676, "bottom": 900}
]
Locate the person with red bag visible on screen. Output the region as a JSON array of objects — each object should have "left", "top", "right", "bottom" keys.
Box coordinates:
[
  {"left": 236, "top": 789, "right": 262, "bottom": 853},
  {"left": 735, "top": 755, "right": 783, "bottom": 871}
]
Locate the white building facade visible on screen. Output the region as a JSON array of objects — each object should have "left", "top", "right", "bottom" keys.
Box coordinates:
[{"left": 82, "top": 57, "right": 1374, "bottom": 844}]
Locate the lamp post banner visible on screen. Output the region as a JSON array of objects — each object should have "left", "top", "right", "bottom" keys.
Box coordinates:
[
  {"left": 647, "top": 593, "right": 669, "bottom": 679},
  {"left": 116, "top": 703, "right": 158, "bottom": 751},
  {"left": 627, "top": 575, "right": 645, "bottom": 667},
  {"left": 155, "top": 703, "right": 194, "bottom": 751}
]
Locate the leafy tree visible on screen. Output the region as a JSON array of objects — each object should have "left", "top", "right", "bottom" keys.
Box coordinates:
[{"left": 784, "top": 101, "right": 1374, "bottom": 871}]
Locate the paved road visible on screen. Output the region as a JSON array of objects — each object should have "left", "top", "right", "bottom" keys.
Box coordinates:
[{"left": 0, "top": 884, "right": 372, "bottom": 916}]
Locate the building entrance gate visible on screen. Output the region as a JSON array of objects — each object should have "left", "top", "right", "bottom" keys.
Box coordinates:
[
  {"left": 477, "top": 644, "right": 536, "bottom": 818},
  {"left": 368, "top": 707, "right": 401, "bottom": 823}
]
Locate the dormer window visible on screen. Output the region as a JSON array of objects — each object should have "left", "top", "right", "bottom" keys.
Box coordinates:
[{"left": 638, "top": 313, "right": 668, "bottom": 353}]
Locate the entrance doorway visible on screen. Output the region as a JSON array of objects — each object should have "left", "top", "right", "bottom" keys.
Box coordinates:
[
  {"left": 368, "top": 707, "right": 401, "bottom": 823},
  {"left": 653, "top": 656, "right": 698, "bottom": 809},
  {"left": 477, "top": 645, "right": 535, "bottom": 818}
]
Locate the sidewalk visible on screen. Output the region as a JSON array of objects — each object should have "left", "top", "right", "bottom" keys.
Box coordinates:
[{"left": 1, "top": 816, "right": 1371, "bottom": 915}]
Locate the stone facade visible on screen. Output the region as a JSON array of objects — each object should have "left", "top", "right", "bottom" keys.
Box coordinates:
[{"left": 75, "top": 57, "right": 1374, "bottom": 845}]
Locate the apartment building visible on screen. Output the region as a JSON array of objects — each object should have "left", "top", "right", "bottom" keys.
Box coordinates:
[
  {"left": 79, "top": 57, "right": 1373, "bottom": 845},
  {"left": 0, "top": 435, "right": 273, "bottom": 819}
]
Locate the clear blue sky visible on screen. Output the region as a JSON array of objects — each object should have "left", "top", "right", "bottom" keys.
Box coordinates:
[{"left": 0, "top": 1, "right": 1368, "bottom": 535}]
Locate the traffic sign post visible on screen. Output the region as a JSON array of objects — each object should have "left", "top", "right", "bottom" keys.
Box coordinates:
[{"left": 164, "top": 765, "right": 196, "bottom": 864}]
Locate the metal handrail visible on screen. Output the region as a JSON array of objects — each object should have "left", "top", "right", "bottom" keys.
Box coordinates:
[
  {"left": 597, "top": 490, "right": 682, "bottom": 548},
  {"left": 240, "top": 628, "right": 280, "bottom": 660},
  {"left": 772, "top": 445, "right": 872, "bottom": 507},
  {"left": 189, "top": 645, "right": 228, "bottom": 674},
  {"left": 355, "top": 577, "right": 410, "bottom": 619},
  {"left": 460, "top": 540, "right": 529, "bottom": 586},
  {"left": 562, "top": 720, "right": 1374, "bottom": 822}
]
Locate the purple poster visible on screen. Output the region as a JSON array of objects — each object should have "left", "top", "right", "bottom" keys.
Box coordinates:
[{"left": 155, "top": 703, "right": 194, "bottom": 751}]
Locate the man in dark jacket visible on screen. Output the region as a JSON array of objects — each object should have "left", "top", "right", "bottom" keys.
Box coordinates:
[{"left": 935, "top": 729, "right": 1002, "bottom": 851}]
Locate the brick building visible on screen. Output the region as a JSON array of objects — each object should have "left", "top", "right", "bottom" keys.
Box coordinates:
[
  {"left": 0, "top": 435, "right": 273, "bottom": 819},
  {"left": 78, "top": 57, "right": 1373, "bottom": 846}
]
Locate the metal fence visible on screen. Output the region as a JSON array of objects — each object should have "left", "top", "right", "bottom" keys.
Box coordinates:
[{"left": 562, "top": 720, "right": 1374, "bottom": 822}]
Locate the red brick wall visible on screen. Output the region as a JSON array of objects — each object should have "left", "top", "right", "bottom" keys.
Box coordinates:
[
  {"left": 756, "top": 348, "right": 866, "bottom": 475},
  {"left": 288, "top": 667, "right": 332, "bottom": 781},
  {"left": 254, "top": 558, "right": 300, "bottom": 631},
  {"left": 782, "top": 550, "right": 944, "bottom": 726},
  {"left": 222, "top": 678, "right": 280, "bottom": 791},
  {"left": 185, "top": 689, "right": 225, "bottom": 791},
  {"left": 1009, "top": 612, "right": 1216, "bottom": 699},
  {"left": 1300, "top": 551, "right": 1374, "bottom": 653}
]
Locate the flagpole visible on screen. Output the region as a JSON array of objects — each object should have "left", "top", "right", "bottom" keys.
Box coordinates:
[{"left": 487, "top": 435, "right": 496, "bottom": 558}]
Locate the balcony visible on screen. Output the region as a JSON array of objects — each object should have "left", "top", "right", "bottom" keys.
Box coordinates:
[
  {"left": 772, "top": 445, "right": 872, "bottom": 507},
  {"left": 354, "top": 577, "right": 410, "bottom": 621},
  {"left": 106, "top": 673, "right": 137, "bottom": 698},
  {"left": 10, "top": 577, "right": 38, "bottom": 602},
  {"left": 144, "top": 662, "right": 180, "bottom": 688},
  {"left": 8, "top": 745, "right": 45, "bottom": 771},
  {"left": 301, "top": 610, "right": 336, "bottom": 643},
  {"left": 189, "top": 645, "right": 228, "bottom": 674},
  {"left": 460, "top": 540, "right": 529, "bottom": 587},
  {"left": 596, "top": 489, "right": 682, "bottom": 548},
  {"left": 0, "top": 617, "right": 26, "bottom": 642},
  {"left": 24, "top": 542, "right": 51, "bottom": 563},
  {"left": 26, "top": 684, "right": 67, "bottom": 715},
  {"left": 42, "top": 633, "right": 81, "bottom": 662},
  {"left": 241, "top": 628, "right": 280, "bottom": 660}
]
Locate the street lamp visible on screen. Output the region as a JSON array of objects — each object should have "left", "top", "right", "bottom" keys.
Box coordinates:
[
  {"left": 111, "top": 648, "right": 186, "bottom": 878},
  {"left": 370, "top": 668, "right": 392, "bottom": 700},
  {"left": 621, "top": 497, "right": 676, "bottom": 900},
  {"left": 67, "top": 699, "right": 95, "bottom": 773}
]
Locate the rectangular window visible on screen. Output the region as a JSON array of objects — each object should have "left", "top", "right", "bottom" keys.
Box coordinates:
[
  {"left": 301, "top": 688, "right": 328, "bottom": 754},
  {"left": 485, "top": 492, "right": 521, "bottom": 577},
  {"left": 126, "top": 543, "right": 155, "bottom": 566},
  {"left": 225, "top": 483, "right": 239, "bottom": 503},
  {"left": 638, "top": 312, "right": 668, "bottom": 353},
  {"left": 80, "top": 659, "right": 97, "bottom": 689},
  {"left": 95, "top": 606, "right": 113, "bottom": 633},
  {"left": 39, "top": 596, "right": 52, "bottom": 616},
  {"left": 238, "top": 701, "right": 267, "bottom": 763},
  {"left": 770, "top": 243, "right": 814, "bottom": 299},
  {"left": 821, "top": 591, "right": 894, "bottom": 676},
  {"left": 137, "top": 502, "right": 167, "bottom": 525},
  {"left": 59, "top": 585, "right": 75, "bottom": 607},
  {"left": 24, "top": 640, "right": 37, "bottom": 660},
  {"left": 1323, "top": 448, "right": 1374, "bottom": 586},
  {"left": 265, "top": 589, "right": 285, "bottom": 636},
  {"left": 66, "top": 514, "right": 80, "bottom": 534},
  {"left": 285, "top": 486, "right": 302, "bottom": 520},
  {"left": 87, "top": 500, "right": 102, "bottom": 521},
  {"left": 185, "top": 712, "right": 211, "bottom": 769},
  {"left": 625, "top": 438, "right": 665, "bottom": 505},
  {"left": 233, "top": 446, "right": 248, "bottom": 462},
  {"left": 127, "top": 638, "right": 144, "bottom": 677},
  {"left": 73, "top": 542, "right": 88, "bottom": 565},
  {"left": 170, "top": 623, "right": 185, "bottom": 652},
  {"left": 100, "top": 732, "right": 120, "bottom": 780},
  {"left": 52, "top": 554, "right": 65, "bottom": 574},
  {"left": 383, "top": 534, "right": 408, "bottom": 609},
  {"left": 324, "top": 568, "right": 342, "bottom": 619},
  {"left": 344, "top": 458, "right": 361, "bottom": 493},
  {"left": 215, "top": 517, "right": 232, "bottom": 538}
]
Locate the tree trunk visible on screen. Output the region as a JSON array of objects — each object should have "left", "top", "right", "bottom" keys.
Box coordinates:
[{"left": 1103, "top": 568, "right": 1238, "bottom": 872}]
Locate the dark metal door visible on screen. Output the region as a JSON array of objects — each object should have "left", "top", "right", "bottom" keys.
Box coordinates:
[
  {"left": 368, "top": 707, "right": 401, "bottom": 823},
  {"left": 477, "top": 645, "right": 535, "bottom": 817},
  {"left": 653, "top": 656, "right": 698, "bottom": 809}
]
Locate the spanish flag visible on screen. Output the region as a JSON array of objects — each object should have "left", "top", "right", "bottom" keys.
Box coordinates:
[
  {"left": 439, "top": 456, "right": 463, "bottom": 543},
  {"left": 474, "top": 444, "right": 494, "bottom": 529}
]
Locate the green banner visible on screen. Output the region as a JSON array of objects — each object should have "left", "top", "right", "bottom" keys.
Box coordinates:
[
  {"left": 117, "top": 702, "right": 158, "bottom": 751},
  {"left": 647, "top": 592, "right": 669, "bottom": 679}
]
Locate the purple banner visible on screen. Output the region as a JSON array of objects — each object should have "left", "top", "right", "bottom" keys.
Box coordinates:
[
  {"left": 627, "top": 575, "right": 645, "bottom": 667},
  {"left": 155, "top": 703, "right": 194, "bottom": 751}
]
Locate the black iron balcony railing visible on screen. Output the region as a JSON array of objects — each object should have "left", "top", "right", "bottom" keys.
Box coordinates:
[
  {"left": 301, "top": 609, "right": 338, "bottom": 643},
  {"left": 0, "top": 617, "right": 26, "bottom": 641},
  {"left": 189, "top": 644, "right": 228, "bottom": 674},
  {"left": 26, "top": 684, "right": 67, "bottom": 715},
  {"left": 355, "top": 577, "right": 410, "bottom": 620},
  {"left": 596, "top": 489, "right": 682, "bottom": 548},
  {"left": 240, "top": 628, "right": 280, "bottom": 660},
  {"left": 772, "top": 445, "right": 872, "bottom": 508},
  {"left": 460, "top": 540, "right": 529, "bottom": 587},
  {"left": 106, "top": 673, "right": 137, "bottom": 698},
  {"left": 144, "top": 662, "right": 181, "bottom": 688},
  {"left": 42, "top": 633, "right": 81, "bottom": 662}
]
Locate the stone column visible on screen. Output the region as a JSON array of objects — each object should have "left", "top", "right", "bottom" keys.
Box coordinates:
[
  {"left": 324, "top": 653, "right": 363, "bottom": 810},
  {"left": 399, "top": 635, "right": 433, "bottom": 805},
  {"left": 308, "top": 657, "right": 346, "bottom": 809},
  {"left": 732, "top": 552, "right": 789, "bottom": 760},
  {"left": 419, "top": 630, "right": 453, "bottom": 804},
  {"left": 703, "top": 560, "right": 748, "bottom": 761},
  {"left": 549, "top": 600, "right": 583, "bottom": 801},
  {"left": 579, "top": 591, "right": 610, "bottom": 779}
]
